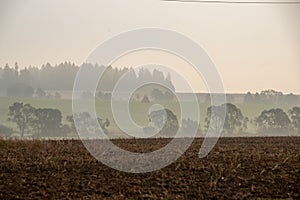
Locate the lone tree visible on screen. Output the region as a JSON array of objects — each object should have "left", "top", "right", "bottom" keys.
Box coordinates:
[
  {"left": 244, "top": 92, "right": 254, "bottom": 104},
  {"left": 181, "top": 118, "right": 201, "bottom": 136},
  {"left": 8, "top": 102, "right": 35, "bottom": 138},
  {"left": 147, "top": 108, "right": 179, "bottom": 137},
  {"left": 32, "top": 108, "right": 62, "bottom": 137},
  {"left": 260, "top": 89, "right": 284, "bottom": 104},
  {"left": 35, "top": 88, "right": 46, "bottom": 98},
  {"left": 67, "top": 112, "right": 110, "bottom": 135},
  {"left": 289, "top": 107, "right": 300, "bottom": 134},
  {"left": 285, "top": 93, "right": 298, "bottom": 105},
  {"left": 151, "top": 88, "right": 164, "bottom": 101},
  {"left": 255, "top": 108, "right": 291, "bottom": 134},
  {"left": 141, "top": 95, "right": 150, "bottom": 103},
  {"left": 205, "top": 103, "right": 248, "bottom": 135}
]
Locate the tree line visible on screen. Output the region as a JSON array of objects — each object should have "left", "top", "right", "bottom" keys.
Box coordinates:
[
  {"left": 1, "top": 102, "right": 299, "bottom": 138},
  {"left": 142, "top": 88, "right": 299, "bottom": 104},
  {"left": 0, "top": 62, "right": 174, "bottom": 97},
  {"left": 243, "top": 89, "right": 298, "bottom": 105},
  {"left": 144, "top": 104, "right": 300, "bottom": 137},
  {"left": 205, "top": 103, "right": 300, "bottom": 135},
  {"left": 0, "top": 102, "right": 109, "bottom": 138}
]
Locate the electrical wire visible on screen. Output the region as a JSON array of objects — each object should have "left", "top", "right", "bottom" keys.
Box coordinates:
[{"left": 162, "top": 0, "right": 300, "bottom": 4}]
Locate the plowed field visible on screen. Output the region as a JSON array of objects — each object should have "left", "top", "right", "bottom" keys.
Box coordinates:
[{"left": 0, "top": 137, "right": 299, "bottom": 199}]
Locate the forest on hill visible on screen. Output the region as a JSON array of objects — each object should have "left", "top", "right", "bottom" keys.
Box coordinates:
[{"left": 0, "top": 62, "right": 174, "bottom": 97}]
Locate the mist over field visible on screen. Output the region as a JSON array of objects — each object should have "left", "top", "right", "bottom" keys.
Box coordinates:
[
  {"left": 0, "top": 1, "right": 299, "bottom": 199},
  {"left": 0, "top": 63, "right": 299, "bottom": 139}
]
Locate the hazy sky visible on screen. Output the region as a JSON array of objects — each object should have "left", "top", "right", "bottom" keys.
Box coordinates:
[{"left": 0, "top": 0, "right": 299, "bottom": 93}]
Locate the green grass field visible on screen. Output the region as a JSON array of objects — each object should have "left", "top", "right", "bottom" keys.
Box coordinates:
[{"left": 0, "top": 96, "right": 299, "bottom": 136}]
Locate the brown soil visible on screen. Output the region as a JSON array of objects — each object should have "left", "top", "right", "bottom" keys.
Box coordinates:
[{"left": 0, "top": 137, "right": 299, "bottom": 199}]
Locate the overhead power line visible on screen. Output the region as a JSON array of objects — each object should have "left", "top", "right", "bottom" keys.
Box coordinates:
[{"left": 162, "top": 0, "right": 300, "bottom": 4}]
